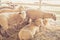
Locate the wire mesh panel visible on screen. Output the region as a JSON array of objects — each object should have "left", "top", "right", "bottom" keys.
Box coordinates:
[
  {"left": 41, "top": 0, "right": 60, "bottom": 12},
  {"left": 0, "top": 0, "right": 40, "bottom": 10}
]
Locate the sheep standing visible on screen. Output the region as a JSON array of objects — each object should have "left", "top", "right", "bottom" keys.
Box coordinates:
[{"left": 26, "top": 9, "right": 56, "bottom": 21}]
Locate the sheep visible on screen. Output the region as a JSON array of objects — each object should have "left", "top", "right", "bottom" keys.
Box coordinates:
[
  {"left": 26, "top": 9, "right": 56, "bottom": 21},
  {"left": 0, "top": 11, "right": 26, "bottom": 30},
  {"left": 18, "top": 18, "right": 44, "bottom": 40}
]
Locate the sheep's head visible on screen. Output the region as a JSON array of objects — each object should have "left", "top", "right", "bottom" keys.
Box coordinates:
[
  {"left": 20, "top": 13, "right": 26, "bottom": 20},
  {"left": 51, "top": 14, "right": 56, "bottom": 20},
  {"left": 34, "top": 18, "right": 43, "bottom": 27},
  {"left": 43, "top": 12, "right": 56, "bottom": 21}
]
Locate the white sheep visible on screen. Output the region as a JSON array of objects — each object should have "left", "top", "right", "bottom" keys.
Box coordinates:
[{"left": 18, "top": 18, "right": 44, "bottom": 40}]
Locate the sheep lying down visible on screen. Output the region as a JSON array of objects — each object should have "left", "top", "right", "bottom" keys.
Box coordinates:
[
  {"left": 18, "top": 18, "right": 43, "bottom": 40},
  {"left": 0, "top": 12, "right": 26, "bottom": 30},
  {"left": 19, "top": 25, "right": 39, "bottom": 40}
]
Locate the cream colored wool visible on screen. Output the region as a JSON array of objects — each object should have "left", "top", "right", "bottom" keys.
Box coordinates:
[
  {"left": 18, "top": 18, "right": 43, "bottom": 40},
  {"left": 26, "top": 9, "right": 56, "bottom": 20},
  {"left": 0, "top": 12, "right": 26, "bottom": 30}
]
